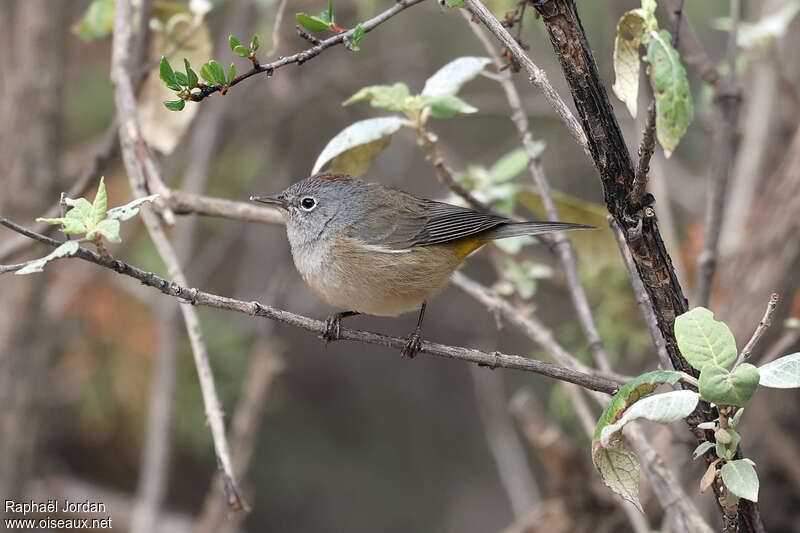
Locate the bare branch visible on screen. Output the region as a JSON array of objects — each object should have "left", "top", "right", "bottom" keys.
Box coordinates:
[
  {"left": 0, "top": 216, "right": 621, "bottom": 396},
  {"left": 632, "top": 103, "right": 657, "bottom": 207},
  {"left": 188, "top": 0, "right": 428, "bottom": 102},
  {"left": 111, "top": 0, "right": 244, "bottom": 510},
  {"left": 168, "top": 190, "right": 284, "bottom": 225},
  {"left": 461, "top": 0, "right": 590, "bottom": 157},
  {"left": 734, "top": 293, "right": 780, "bottom": 368}
]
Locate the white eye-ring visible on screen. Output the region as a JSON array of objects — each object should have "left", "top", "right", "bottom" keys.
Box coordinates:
[{"left": 300, "top": 196, "right": 317, "bottom": 211}]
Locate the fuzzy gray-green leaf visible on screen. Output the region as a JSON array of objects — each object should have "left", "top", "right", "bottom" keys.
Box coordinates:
[{"left": 647, "top": 29, "right": 694, "bottom": 157}]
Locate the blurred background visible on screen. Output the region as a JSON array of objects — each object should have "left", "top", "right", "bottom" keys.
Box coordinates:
[{"left": 1, "top": 0, "right": 799, "bottom": 531}]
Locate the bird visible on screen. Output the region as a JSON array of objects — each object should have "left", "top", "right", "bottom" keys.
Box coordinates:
[{"left": 251, "top": 173, "right": 591, "bottom": 357}]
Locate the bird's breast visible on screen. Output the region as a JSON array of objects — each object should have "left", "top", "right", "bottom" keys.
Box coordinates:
[{"left": 288, "top": 236, "right": 468, "bottom": 316}]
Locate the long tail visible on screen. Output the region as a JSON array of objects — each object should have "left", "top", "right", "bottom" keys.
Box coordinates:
[{"left": 481, "top": 221, "right": 594, "bottom": 241}]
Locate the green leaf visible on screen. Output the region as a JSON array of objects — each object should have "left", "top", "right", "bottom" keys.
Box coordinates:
[
  {"left": 229, "top": 35, "right": 241, "bottom": 50},
  {"left": 758, "top": 352, "right": 800, "bottom": 388},
  {"left": 233, "top": 45, "right": 251, "bottom": 57},
  {"left": 598, "top": 390, "right": 699, "bottom": 445},
  {"left": 164, "top": 100, "right": 186, "bottom": 111},
  {"left": 699, "top": 363, "right": 760, "bottom": 407},
  {"left": 488, "top": 148, "right": 531, "bottom": 184},
  {"left": 16, "top": 241, "right": 80, "bottom": 275},
  {"left": 174, "top": 71, "right": 189, "bottom": 86},
  {"left": 421, "top": 57, "right": 492, "bottom": 97},
  {"left": 159, "top": 56, "right": 180, "bottom": 91},
  {"left": 321, "top": 0, "right": 334, "bottom": 23},
  {"left": 593, "top": 370, "right": 686, "bottom": 443},
  {"left": 443, "top": 0, "right": 466, "bottom": 6},
  {"left": 647, "top": 29, "right": 694, "bottom": 157},
  {"left": 715, "top": 428, "right": 741, "bottom": 460},
  {"left": 199, "top": 60, "right": 226, "bottom": 86},
  {"left": 91, "top": 176, "right": 108, "bottom": 225},
  {"left": 106, "top": 194, "right": 160, "bottom": 221},
  {"left": 612, "top": 9, "right": 648, "bottom": 118},
  {"left": 425, "top": 94, "right": 478, "bottom": 118},
  {"left": 351, "top": 23, "right": 364, "bottom": 52},
  {"left": 640, "top": 0, "right": 657, "bottom": 24},
  {"left": 721, "top": 460, "right": 759, "bottom": 502},
  {"left": 251, "top": 34, "right": 260, "bottom": 51},
  {"left": 692, "top": 441, "right": 715, "bottom": 460},
  {"left": 86, "top": 218, "right": 121, "bottom": 243},
  {"left": 185, "top": 58, "right": 198, "bottom": 88},
  {"left": 592, "top": 442, "right": 642, "bottom": 512},
  {"left": 343, "top": 83, "right": 410, "bottom": 111},
  {"left": 35, "top": 217, "right": 85, "bottom": 235},
  {"left": 312, "top": 116, "right": 407, "bottom": 174},
  {"left": 73, "top": 0, "right": 114, "bottom": 42},
  {"left": 730, "top": 407, "right": 745, "bottom": 427},
  {"left": 296, "top": 13, "right": 331, "bottom": 32},
  {"left": 675, "top": 307, "right": 738, "bottom": 371},
  {"left": 227, "top": 63, "right": 237, "bottom": 85},
  {"left": 64, "top": 197, "right": 94, "bottom": 224}
]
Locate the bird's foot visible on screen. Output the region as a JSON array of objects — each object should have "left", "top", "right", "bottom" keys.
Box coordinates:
[
  {"left": 323, "top": 314, "right": 343, "bottom": 343},
  {"left": 401, "top": 329, "right": 423, "bottom": 359}
]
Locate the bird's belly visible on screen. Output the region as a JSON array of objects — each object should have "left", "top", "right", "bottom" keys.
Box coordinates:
[{"left": 290, "top": 239, "right": 464, "bottom": 316}]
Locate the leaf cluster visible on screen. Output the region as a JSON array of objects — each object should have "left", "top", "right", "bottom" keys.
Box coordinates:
[{"left": 17, "top": 178, "right": 158, "bottom": 275}]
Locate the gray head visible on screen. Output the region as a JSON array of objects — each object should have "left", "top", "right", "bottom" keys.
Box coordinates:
[{"left": 251, "top": 173, "right": 368, "bottom": 247}]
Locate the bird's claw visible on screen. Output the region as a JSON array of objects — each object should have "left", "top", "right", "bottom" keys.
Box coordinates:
[
  {"left": 401, "top": 329, "right": 422, "bottom": 359},
  {"left": 323, "top": 315, "right": 341, "bottom": 343}
]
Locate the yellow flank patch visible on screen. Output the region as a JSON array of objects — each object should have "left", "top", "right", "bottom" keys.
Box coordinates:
[{"left": 454, "top": 236, "right": 487, "bottom": 259}]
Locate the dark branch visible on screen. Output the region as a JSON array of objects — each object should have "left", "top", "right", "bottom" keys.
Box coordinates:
[{"left": 0, "top": 216, "right": 621, "bottom": 396}]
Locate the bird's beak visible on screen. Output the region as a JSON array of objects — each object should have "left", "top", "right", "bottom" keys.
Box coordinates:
[{"left": 250, "top": 193, "right": 288, "bottom": 209}]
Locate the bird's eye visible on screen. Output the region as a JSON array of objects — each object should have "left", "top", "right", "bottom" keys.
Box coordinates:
[{"left": 300, "top": 197, "right": 316, "bottom": 210}]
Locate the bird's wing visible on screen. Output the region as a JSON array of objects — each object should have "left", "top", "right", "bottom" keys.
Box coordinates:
[{"left": 346, "top": 193, "right": 509, "bottom": 249}]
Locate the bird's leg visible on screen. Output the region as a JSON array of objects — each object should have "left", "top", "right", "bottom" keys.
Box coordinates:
[
  {"left": 402, "top": 302, "right": 427, "bottom": 358},
  {"left": 323, "top": 311, "right": 360, "bottom": 343}
]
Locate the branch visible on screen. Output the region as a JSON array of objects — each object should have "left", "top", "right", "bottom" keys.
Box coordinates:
[
  {"left": 609, "top": 216, "right": 671, "bottom": 370},
  {"left": 734, "top": 293, "right": 780, "bottom": 368},
  {"left": 631, "top": 102, "right": 657, "bottom": 207},
  {"left": 460, "top": 0, "right": 590, "bottom": 157},
  {"left": 187, "top": 0, "right": 428, "bottom": 102},
  {"left": 0, "top": 216, "right": 621, "bottom": 396},
  {"left": 111, "top": 0, "right": 244, "bottom": 510},
  {"left": 463, "top": 10, "right": 611, "bottom": 371}
]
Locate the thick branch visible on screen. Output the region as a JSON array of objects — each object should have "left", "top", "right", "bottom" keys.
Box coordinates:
[
  {"left": 187, "top": 0, "right": 427, "bottom": 102},
  {"left": 0, "top": 216, "right": 620, "bottom": 395}
]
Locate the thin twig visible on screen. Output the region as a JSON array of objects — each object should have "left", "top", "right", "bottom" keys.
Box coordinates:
[
  {"left": 111, "top": 0, "right": 244, "bottom": 510},
  {"left": 461, "top": 0, "right": 590, "bottom": 157},
  {"left": 463, "top": 10, "right": 611, "bottom": 371},
  {"left": 632, "top": 102, "right": 657, "bottom": 207},
  {"left": 264, "top": 0, "right": 289, "bottom": 60},
  {"left": 609, "top": 216, "right": 672, "bottom": 369},
  {"left": 670, "top": 0, "right": 685, "bottom": 48},
  {"left": 0, "top": 216, "right": 621, "bottom": 395},
  {"left": 188, "top": 0, "right": 427, "bottom": 102},
  {"left": 734, "top": 293, "right": 780, "bottom": 368}
]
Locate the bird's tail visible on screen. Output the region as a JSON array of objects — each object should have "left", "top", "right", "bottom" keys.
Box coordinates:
[{"left": 481, "top": 221, "right": 594, "bottom": 241}]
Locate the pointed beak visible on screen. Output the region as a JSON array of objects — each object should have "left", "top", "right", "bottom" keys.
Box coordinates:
[{"left": 250, "top": 193, "right": 288, "bottom": 209}]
